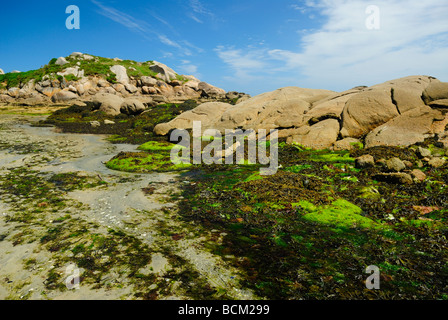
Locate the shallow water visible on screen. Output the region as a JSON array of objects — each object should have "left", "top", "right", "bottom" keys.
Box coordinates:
[
  {"left": 11, "top": 121, "right": 180, "bottom": 228},
  {"left": 15, "top": 123, "right": 137, "bottom": 174},
  {"left": 0, "top": 115, "right": 255, "bottom": 300}
]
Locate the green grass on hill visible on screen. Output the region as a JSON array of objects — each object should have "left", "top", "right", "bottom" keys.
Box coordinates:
[{"left": 0, "top": 54, "right": 181, "bottom": 90}]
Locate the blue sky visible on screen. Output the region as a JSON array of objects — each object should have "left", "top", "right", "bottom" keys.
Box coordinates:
[{"left": 1, "top": 0, "right": 448, "bottom": 95}]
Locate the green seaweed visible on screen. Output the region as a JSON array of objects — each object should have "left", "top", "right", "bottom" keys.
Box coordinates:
[
  {"left": 106, "top": 151, "right": 191, "bottom": 173},
  {"left": 175, "top": 137, "right": 448, "bottom": 299},
  {"left": 137, "top": 141, "right": 178, "bottom": 152},
  {"left": 297, "top": 199, "right": 379, "bottom": 230}
]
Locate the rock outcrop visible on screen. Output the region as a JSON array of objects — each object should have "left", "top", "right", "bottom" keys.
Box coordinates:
[
  {"left": 0, "top": 52, "right": 243, "bottom": 116},
  {"left": 149, "top": 61, "right": 177, "bottom": 83},
  {"left": 120, "top": 98, "right": 148, "bottom": 115},
  {"left": 154, "top": 102, "right": 232, "bottom": 136},
  {"left": 51, "top": 90, "right": 78, "bottom": 103},
  {"left": 55, "top": 57, "right": 69, "bottom": 66},
  {"left": 92, "top": 93, "right": 124, "bottom": 116},
  {"left": 288, "top": 119, "right": 340, "bottom": 149},
  {"left": 364, "top": 106, "right": 444, "bottom": 148},
  {"left": 110, "top": 65, "right": 129, "bottom": 84},
  {"left": 154, "top": 75, "right": 448, "bottom": 151}
]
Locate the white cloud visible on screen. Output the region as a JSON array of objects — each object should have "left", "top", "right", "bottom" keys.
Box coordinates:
[
  {"left": 182, "top": 40, "right": 204, "bottom": 54},
  {"left": 189, "top": 14, "right": 203, "bottom": 24},
  {"left": 177, "top": 60, "right": 201, "bottom": 78},
  {"left": 189, "top": 0, "right": 213, "bottom": 16},
  {"left": 188, "top": 0, "right": 214, "bottom": 23},
  {"left": 150, "top": 12, "right": 180, "bottom": 36},
  {"left": 284, "top": 0, "right": 448, "bottom": 88},
  {"left": 92, "top": 1, "right": 201, "bottom": 57},
  {"left": 92, "top": 0, "right": 149, "bottom": 35},
  {"left": 180, "top": 63, "right": 198, "bottom": 74},
  {"left": 214, "top": 46, "right": 269, "bottom": 78},
  {"left": 158, "top": 35, "right": 181, "bottom": 48},
  {"left": 216, "top": 0, "right": 448, "bottom": 92},
  {"left": 161, "top": 52, "right": 174, "bottom": 59},
  {"left": 212, "top": 46, "right": 297, "bottom": 94}
]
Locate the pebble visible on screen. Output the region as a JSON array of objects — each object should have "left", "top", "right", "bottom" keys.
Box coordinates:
[{"left": 428, "top": 157, "right": 446, "bottom": 168}]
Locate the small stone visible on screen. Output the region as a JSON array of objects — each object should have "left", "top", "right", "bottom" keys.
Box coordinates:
[
  {"left": 428, "top": 157, "right": 446, "bottom": 168},
  {"left": 148, "top": 284, "right": 157, "bottom": 290},
  {"left": 402, "top": 160, "right": 413, "bottom": 168},
  {"left": 432, "top": 147, "right": 446, "bottom": 157},
  {"left": 90, "top": 121, "right": 101, "bottom": 128},
  {"left": 411, "top": 169, "right": 427, "bottom": 182},
  {"left": 333, "top": 138, "right": 362, "bottom": 151},
  {"left": 374, "top": 172, "right": 413, "bottom": 184},
  {"left": 386, "top": 157, "right": 406, "bottom": 172},
  {"left": 385, "top": 214, "right": 395, "bottom": 221},
  {"left": 359, "top": 186, "right": 380, "bottom": 199},
  {"left": 355, "top": 154, "right": 375, "bottom": 168},
  {"left": 104, "top": 120, "right": 115, "bottom": 125},
  {"left": 417, "top": 147, "right": 431, "bottom": 158},
  {"left": 376, "top": 158, "right": 387, "bottom": 168}
]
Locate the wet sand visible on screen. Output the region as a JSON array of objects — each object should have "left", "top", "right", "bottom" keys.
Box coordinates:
[{"left": 0, "top": 109, "right": 255, "bottom": 300}]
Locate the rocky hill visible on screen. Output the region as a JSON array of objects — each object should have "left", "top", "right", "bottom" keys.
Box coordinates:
[
  {"left": 0, "top": 52, "right": 249, "bottom": 114},
  {"left": 2, "top": 55, "right": 448, "bottom": 151},
  {"left": 154, "top": 75, "right": 448, "bottom": 150}
]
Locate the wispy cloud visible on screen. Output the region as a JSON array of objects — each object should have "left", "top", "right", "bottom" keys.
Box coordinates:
[
  {"left": 189, "top": 14, "right": 203, "bottom": 24},
  {"left": 92, "top": 1, "right": 203, "bottom": 57},
  {"left": 214, "top": 46, "right": 272, "bottom": 80},
  {"left": 158, "top": 35, "right": 181, "bottom": 48},
  {"left": 92, "top": 0, "right": 149, "bottom": 35},
  {"left": 190, "top": 0, "right": 214, "bottom": 16},
  {"left": 290, "top": 4, "right": 309, "bottom": 14},
  {"left": 182, "top": 40, "right": 204, "bottom": 54},
  {"left": 149, "top": 11, "right": 180, "bottom": 36},
  {"left": 188, "top": 0, "right": 214, "bottom": 23},
  {"left": 273, "top": 0, "right": 448, "bottom": 88},
  {"left": 178, "top": 60, "right": 200, "bottom": 77},
  {"left": 216, "top": 0, "right": 448, "bottom": 92}
]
